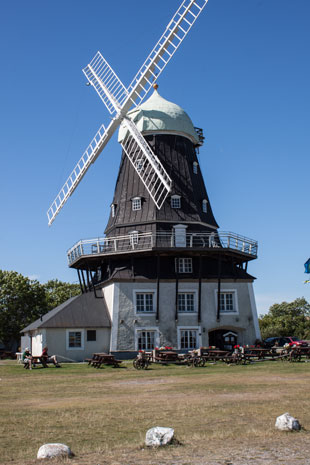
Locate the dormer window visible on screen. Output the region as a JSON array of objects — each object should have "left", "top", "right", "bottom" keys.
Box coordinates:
[
  {"left": 202, "top": 199, "right": 208, "bottom": 213},
  {"left": 171, "top": 195, "right": 181, "bottom": 209},
  {"left": 135, "top": 159, "right": 144, "bottom": 173},
  {"left": 111, "top": 204, "right": 116, "bottom": 217},
  {"left": 193, "top": 161, "right": 198, "bottom": 174},
  {"left": 132, "top": 197, "right": 142, "bottom": 211}
]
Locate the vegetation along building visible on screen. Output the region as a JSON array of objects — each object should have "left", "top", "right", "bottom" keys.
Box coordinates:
[{"left": 64, "top": 88, "right": 260, "bottom": 357}]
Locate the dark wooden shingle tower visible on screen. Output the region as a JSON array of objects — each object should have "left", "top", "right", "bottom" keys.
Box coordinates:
[{"left": 67, "top": 88, "right": 260, "bottom": 352}]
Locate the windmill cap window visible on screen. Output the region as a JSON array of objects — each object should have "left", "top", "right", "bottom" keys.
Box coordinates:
[
  {"left": 131, "top": 197, "right": 142, "bottom": 211},
  {"left": 171, "top": 195, "right": 181, "bottom": 209}
]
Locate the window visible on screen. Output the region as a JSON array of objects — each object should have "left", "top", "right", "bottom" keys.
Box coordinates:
[
  {"left": 178, "top": 293, "right": 195, "bottom": 312},
  {"left": 176, "top": 257, "right": 193, "bottom": 273},
  {"left": 193, "top": 161, "right": 198, "bottom": 174},
  {"left": 220, "top": 292, "right": 236, "bottom": 313},
  {"left": 135, "top": 293, "right": 154, "bottom": 313},
  {"left": 135, "top": 158, "right": 144, "bottom": 173},
  {"left": 180, "top": 329, "right": 198, "bottom": 349},
  {"left": 111, "top": 204, "right": 116, "bottom": 217},
  {"left": 171, "top": 195, "right": 181, "bottom": 209},
  {"left": 130, "top": 230, "right": 139, "bottom": 246},
  {"left": 87, "top": 330, "right": 96, "bottom": 342},
  {"left": 202, "top": 199, "right": 208, "bottom": 213},
  {"left": 137, "top": 330, "right": 156, "bottom": 350},
  {"left": 132, "top": 197, "right": 141, "bottom": 211},
  {"left": 66, "top": 330, "right": 84, "bottom": 350}
]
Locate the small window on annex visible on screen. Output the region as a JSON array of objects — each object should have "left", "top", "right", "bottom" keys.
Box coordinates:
[
  {"left": 132, "top": 197, "right": 142, "bottom": 211},
  {"left": 176, "top": 257, "right": 193, "bottom": 274},
  {"left": 87, "top": 330, "right": 96, "bottom": 342},
  {"left": 193, "top": 161, "right": 198, "bottom": 174},
  {"left": 171, "top": 195, "right": 181, "bottom": 209},
  {"left": 68, "top": 331, "right": 82, "bottom": 348}
]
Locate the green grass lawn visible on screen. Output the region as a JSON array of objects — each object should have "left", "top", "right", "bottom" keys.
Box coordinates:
[{"left": 1, "top": 360, "right": 310, "bottom": 465}]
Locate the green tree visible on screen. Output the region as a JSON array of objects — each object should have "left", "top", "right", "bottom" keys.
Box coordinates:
[
  {"left": 0, "top": 271, "right": 81, "bottom": 350},
  {"left": 43, "top": 279, "right": 80, "bottom": 311},
  {"left": 259, "top": 297, "right": 310, "bottom": 340},
  {"left": 0, "top": 271, "right": 46, "bottom": 349}
]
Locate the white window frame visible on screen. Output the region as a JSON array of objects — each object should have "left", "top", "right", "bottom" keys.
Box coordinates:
[
  {"left": 134, "top": 290, "right": 156, "bottom": 314},
  {"left": 130, "top": 230, "right": 139, "bottom": 246},
  {"left": 66, "top": 329, "right": 84, "bottom": 350},
  {"left": 214, "top": 290, "right": 239, "bottom": 314},
  {"left": 202, "top": 199, "right": 208, "bottom": 213},
  {"left": 135, "top": 158, "right": 144, "bottom": 173},
  {"left": 177, "top": 326, "right": 201, "bottom": 350},
  {"left": 193, "top": 161, "right": 198, "bottom": 174},
  {"left": 176, "top": 257, "right": 193, "bottom": 274},
  {"left": 177, "top": 291, "right": 197, "bottom": 313},
  {"left": 132, "top": 197, "right": 142, "bottom": 211},
  {"left": 135, "top": 327, "right": 160, "bottom": 351},
  {"left": 171, "top": 195, "right": 181, "bottom": 209}
]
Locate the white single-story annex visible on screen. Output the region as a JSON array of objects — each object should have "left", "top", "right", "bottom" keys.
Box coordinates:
[{"left": 21, "top": 293, "right": 111, "bottom": 362}]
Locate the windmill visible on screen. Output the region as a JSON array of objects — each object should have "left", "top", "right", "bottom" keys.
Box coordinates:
[{"left": 47, "top": 0, "right": 209, "bottom": 226}]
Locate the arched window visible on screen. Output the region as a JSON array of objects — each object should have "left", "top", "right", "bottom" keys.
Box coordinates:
[
  {"left": 202, "top": 199, "right": 208, "bottom": 213},
  {"left": 130, "top": 230, "right": 139, "bottom": 246},
  {"left": 111, "top": 204, "right": 116, "bottom": 217},
  {"left": 171, "top": 195, "right": 181, "bottom": 209},
  {"left": 193, "top": 161, "right": 198, "bottom": 174}
]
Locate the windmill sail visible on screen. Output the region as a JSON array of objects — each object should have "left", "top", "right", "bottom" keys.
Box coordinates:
[
  {"left": 47, "top": 0, "right": 208, "bottom": 225},
  {"left": 120, "top": 118, "right": 172, "bottom": 209},
  {"left": 126, "top": 0, "right": 208, "bottom": 107},
  {"left": 47, "top": 119, "right": 119, "bottom": 226},
  {"left": 83, "top": 52, "right": 128, "bottom": 115}
]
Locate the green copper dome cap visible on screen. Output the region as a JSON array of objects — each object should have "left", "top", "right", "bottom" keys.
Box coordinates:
[{"left": 118, "top": 89, "right": 200, "bottom": 145}]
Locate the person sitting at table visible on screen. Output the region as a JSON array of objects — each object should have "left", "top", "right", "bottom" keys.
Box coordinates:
[
  {"left": 40, "top": 346, "right": 60, "bottom": 367},
  {"left": 22, "top": 347, "right": 32, "bottom": 369}
]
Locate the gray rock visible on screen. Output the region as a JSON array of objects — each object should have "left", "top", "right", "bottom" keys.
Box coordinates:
[
  {"left": 275, "top": 412, "right": 301, "bottom": 431},
  {"left": 37, "top": 443, "right": 73, "bottom": 459},
  {"left": 145, "top": 426, "right": 174, "bottom": 447}
]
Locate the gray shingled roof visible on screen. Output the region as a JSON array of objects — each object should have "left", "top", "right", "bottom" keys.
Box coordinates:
[{"left": 21, "top": 292, "right": 111, "bottom": 332}]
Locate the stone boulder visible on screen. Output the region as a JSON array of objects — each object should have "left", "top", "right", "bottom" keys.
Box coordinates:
[
  {"left": 145, "top": 426, "right": 175, "bottom": 447},
  {"left": 275, "top": 413, "right": 301, "bottom": 431},
  {"left": 37, "top": 443, "right": 73, "bottom": 459}
]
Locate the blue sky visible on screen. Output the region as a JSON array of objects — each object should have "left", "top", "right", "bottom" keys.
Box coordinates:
[{"left": 0, "top": 0, "right": 309, "bottom": 315}]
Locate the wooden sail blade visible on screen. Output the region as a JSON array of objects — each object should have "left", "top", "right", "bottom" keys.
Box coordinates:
[
  {"left": 47, "top": 119, "right": 119, "bottom": 225},
  {"left": 125, "top": 0, "right": 208, "bottom": 107},
  {"left": 83, "top": 51, "right": 128, "bottom": 115},
  {"left": 120, "top": 118, "right": 172, "bottom": 209}
]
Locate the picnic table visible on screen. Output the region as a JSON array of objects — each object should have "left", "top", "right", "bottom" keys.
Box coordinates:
[
  {"left": 243, "top": 347, "right": 276, "bottom": 361},
  {"left": 86, "top": 353, "right": 122, "bottom": 368},
  {"left": 23, "top": 355, "right": 59, "bottom": 369}
]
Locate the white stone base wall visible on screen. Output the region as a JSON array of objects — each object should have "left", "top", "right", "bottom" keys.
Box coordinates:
[{"left": 102, "top": 280, "right": 261, "bottom": 351}]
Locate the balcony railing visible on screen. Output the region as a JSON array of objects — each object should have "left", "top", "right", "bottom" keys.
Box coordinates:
[{"left": 67, "top": 231, "right": 258, "bottom": 265}]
